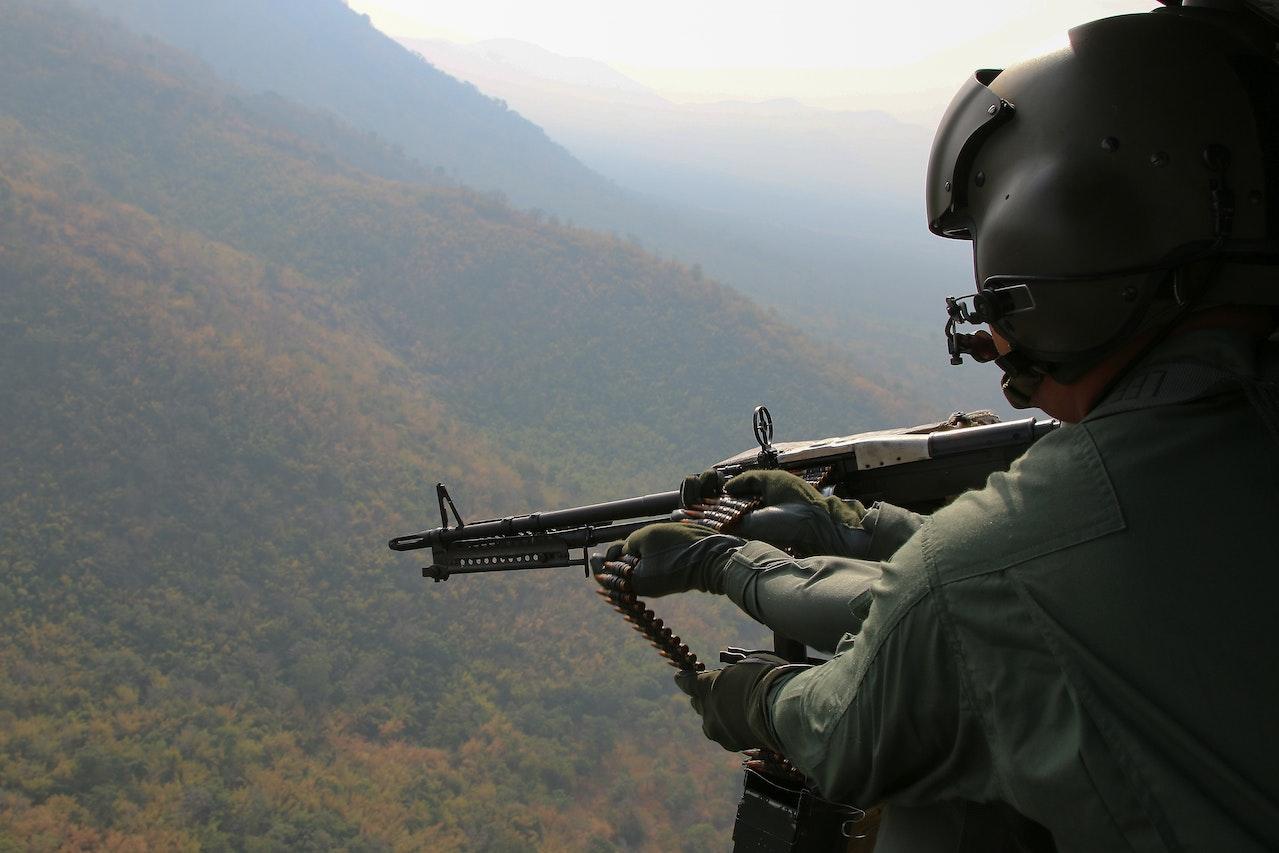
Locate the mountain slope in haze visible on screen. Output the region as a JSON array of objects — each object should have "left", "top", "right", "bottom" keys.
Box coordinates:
[
  {"left": 400, "top": 35, "right": 1004, "bottom": 413},
  {"left": 0, "top": 2, "right": 913, "bottom": 847},
  {"left": 13, "top": 1, "right": 916, "bottom": 494},
  {"left": 70, "top": 0, "right": 1010, "bottom": 419},
  {"left": 453, "top": 37, "right": 656, "bottom": 95},
  {"left": 71, "top": 0, "right": 623, "bottom": 219},
  {"left": 406, "top": 37, "right": 929, "bottom": 208}
]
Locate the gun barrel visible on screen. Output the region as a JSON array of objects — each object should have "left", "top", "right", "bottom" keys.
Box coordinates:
[
  {"left": 926, "top": 416, "right": 1057, "bottom": 457},
  {"left": 387, "top": 489, "right": 683, "bottom": 551}
]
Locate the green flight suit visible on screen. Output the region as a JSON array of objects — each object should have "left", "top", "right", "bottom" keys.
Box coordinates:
[
  {"left": 721, "top": 500, "right": 923, "bottom": 653},
  {"left": 726, "top": 329, "right": 1279, "bottom": 852}
]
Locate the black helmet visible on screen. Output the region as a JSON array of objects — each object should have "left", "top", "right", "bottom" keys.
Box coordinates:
[{"left": 928, "top": 5, "right": 1279, "bottom": 405}]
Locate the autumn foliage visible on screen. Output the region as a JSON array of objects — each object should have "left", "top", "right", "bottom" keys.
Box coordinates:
[{"left": 0, "top": 2, "right": 909, "bottom": 849}]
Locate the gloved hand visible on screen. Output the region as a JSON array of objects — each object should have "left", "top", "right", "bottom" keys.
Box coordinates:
[
  {"left": 597, "top": 522, "right": 746, "bottom": 597},
  {"left": 674, "top": 653, "right": 804, "bottom": 753},
  {"left": 723, "top": 469, "right": 871, "bottom": 558}
]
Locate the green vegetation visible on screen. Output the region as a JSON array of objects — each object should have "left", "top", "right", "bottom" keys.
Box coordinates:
[{"left": 0, "top": 1, "right": 911, "bottom": 848}]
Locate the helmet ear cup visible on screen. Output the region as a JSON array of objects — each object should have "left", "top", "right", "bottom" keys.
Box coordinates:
[{"left": 985, "top": 273, "right": 1162, "bottom": 367}]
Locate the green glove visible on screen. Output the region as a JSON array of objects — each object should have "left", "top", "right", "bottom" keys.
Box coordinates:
[
  {"left": 674, "top": 653, "right": 805, "bottom": 753},
  {"left": 723, "top": 469, "right": 870, "bottom": 558},
  {"left": 608, "top": 522, "right": 746, "bottom": 597}
]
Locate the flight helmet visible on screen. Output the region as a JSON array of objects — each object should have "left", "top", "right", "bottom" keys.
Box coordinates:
[{"left": 928, "top": 6, "right": 1279, "bottom": 406}]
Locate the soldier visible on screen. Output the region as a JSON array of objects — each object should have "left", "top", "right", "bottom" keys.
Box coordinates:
[{"left": 615, "top": 4, "right": 1279, "bottom": 850}]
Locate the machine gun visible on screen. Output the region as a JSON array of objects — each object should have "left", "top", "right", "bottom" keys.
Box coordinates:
[
  {"left": 388, "top": 407, "right": 1058, "bottom": 851},
  {"left": 389, "top": 407, "right": 1057, "bottom": 580}
]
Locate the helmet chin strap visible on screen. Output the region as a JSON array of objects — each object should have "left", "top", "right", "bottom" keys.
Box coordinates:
[
  {"left": 1000, "top": 372, "right": 1041, "bottom": 410},
  {"left": 992, "top": 349, "right": 1045, "bottom": 410}
]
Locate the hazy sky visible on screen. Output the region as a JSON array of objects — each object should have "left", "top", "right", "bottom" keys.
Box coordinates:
[{"left": 348, "top": 0, "right": 1158, "bottom": 110}]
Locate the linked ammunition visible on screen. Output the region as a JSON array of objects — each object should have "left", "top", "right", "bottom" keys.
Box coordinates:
[{"left": 592, "top": 496, "right": 760, "bottom": 674}]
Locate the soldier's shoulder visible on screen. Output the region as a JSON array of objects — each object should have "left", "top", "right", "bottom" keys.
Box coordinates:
[{"left": 904, "top": 424, "right": 1125, "bottom": 584}]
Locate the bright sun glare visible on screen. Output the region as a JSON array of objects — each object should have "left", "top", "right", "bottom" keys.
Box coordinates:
[{"left": 347, "top": 0, "right": 1158, "bottom": 111}]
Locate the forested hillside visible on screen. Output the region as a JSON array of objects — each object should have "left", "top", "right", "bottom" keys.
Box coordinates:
[
  {"left": 9, "top": 0, "right": 908, "bottom": 494},
  {"left": 0, "top": 2, "right": 913, "bottom": 849},
  {"left": 0, "top": 142, "right": 750, "bottom": 850},
  {"left": 71, "top": 0, "right": 1007, "bottom": 418},
  {"left": 71, "top": 0, "right": 622, "bottom": 219}
]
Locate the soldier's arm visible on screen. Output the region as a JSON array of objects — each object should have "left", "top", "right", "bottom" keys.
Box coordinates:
[
  {"left": 718, "top": 502, "right": 926, "bottom": 653},
  {"left": 766, "top": 550, "right": 997, "bottom": 807}
]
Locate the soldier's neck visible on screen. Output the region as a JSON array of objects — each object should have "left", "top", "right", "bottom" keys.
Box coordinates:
[{"left": 1037, "top": 307, "right": 1276, "bottom": 423}]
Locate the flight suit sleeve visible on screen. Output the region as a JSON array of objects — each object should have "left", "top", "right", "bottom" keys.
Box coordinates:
[
  {"left": 862, "top": 502, "right": 927, "bottom": 560},
  {"left": 719, "top": 502, "right": 925, "bottom": 653},
  {"left": 722, "top": 542, "right": 883, "bottom": 653},
  {"left": 764, "top": 541, "right": 997, "bottom": 808}
]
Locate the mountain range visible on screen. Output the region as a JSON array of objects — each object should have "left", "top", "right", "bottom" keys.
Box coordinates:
[
  {"left": 71, "top": 0, "right": 1007, "bottom": 413},
  {"left": 401, "top": 36, "right": 927, "bottom": 209},
  {"left": 0, "top": 1, "right": 954, "bottom": 848}
]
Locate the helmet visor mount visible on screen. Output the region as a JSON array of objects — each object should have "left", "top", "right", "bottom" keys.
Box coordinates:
[
  {"left": 944, "top": 283, "right": 1035, "bottom": 365},
  {"left": 926, "top": 69, "right": 1014, "bottom": 239}
]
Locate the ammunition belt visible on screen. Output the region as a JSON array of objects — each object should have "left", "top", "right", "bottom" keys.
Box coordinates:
[
  {"left": 593, "top": 493, "right": 807, "bottom": 786},
  {"left": 593, "top": 494, "right": 758, "bottom": 672}
]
